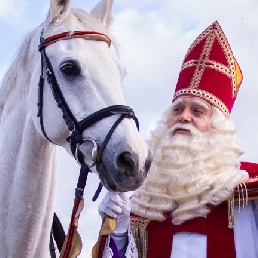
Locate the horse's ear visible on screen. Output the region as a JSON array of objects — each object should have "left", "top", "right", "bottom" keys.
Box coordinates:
[
  {"left": 90, "top": 0, "right": 114, "bottom": 28},
  {"left": 47, "top": 0, "right": 72, "bottom": 24}
]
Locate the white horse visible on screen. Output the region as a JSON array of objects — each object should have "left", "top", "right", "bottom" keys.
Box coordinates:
[{"left": 0, "top": 0, "right": 152, "bottom": 257}]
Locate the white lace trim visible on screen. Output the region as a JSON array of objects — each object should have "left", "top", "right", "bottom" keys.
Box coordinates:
[
  {"left": 102, "top": 230, "right": 138, "bottom": 258},
  {"left": 102, "top": 235, "right": 113, "bottom": 258},
  {"left": 125, "top": 229, "right": 138, "bottom": 258}
]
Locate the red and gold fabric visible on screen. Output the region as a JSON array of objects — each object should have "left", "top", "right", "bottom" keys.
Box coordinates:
[
  {"left": 173, "top": 21, "right": 243, "bottom": 117},
  {"left": 130, "top": 161, "right": 258, "bottom": 258}
]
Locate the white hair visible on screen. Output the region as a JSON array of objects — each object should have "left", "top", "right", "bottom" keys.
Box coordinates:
[{"left": 131, "top": 104, "right": 249, "bottom": 224}]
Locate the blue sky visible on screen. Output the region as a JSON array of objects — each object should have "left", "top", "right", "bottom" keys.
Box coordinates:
[{"left": 1, "top": 0, "right": 258, "bottom": 256}]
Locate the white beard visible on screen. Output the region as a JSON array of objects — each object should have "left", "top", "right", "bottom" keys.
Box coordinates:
[{"left": 131, "top": 109, "right": 249, "bottom": 225}]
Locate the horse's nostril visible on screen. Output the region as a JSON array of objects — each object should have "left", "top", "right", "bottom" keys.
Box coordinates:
[{"left": 117, "top": 152, "right": 137, "bottom": 174}]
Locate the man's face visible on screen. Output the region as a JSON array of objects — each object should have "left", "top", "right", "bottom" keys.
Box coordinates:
[{"left": 168, "top": 95, "right": 213, "bottom": 135}]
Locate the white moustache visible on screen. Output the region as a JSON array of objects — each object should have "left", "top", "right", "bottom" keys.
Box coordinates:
[{"left": 169, "top": 123, "right": 200, "bottom": 135}]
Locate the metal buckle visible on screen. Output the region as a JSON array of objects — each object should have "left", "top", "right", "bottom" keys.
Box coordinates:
[{"left": 74, "top": 138, "right": 98, "bottom": 168}]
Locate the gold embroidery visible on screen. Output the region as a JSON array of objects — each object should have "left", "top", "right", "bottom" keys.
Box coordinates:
[
  {"left": 228, "top": 182, "right": 250, "bottom": 228},
  {"left": 206, "top": 61, "right": 231, "bottom": 77},
  {"left": 181, "top": 60, "right": 199, "bottom": 70},
  {"left": 227, "top": 193, "right": 235, "bottom": 229},
  {"left": 237, "top": 185, "right": 241, "bottom": 213},
  {"left": 173, "top": 88, "right": 230, "bottom": 117},
  {"left": 178, "top": 21, "right": 240, "bottom": 101},
  {"left": 246, "top": 176, "right": 258, "bottom": 183},
  {"left": 244, "top": 183, "right": 248, "bottom": 206},
  {"left": 130, "top": 217, "right": 150, "bottom": 258},
  {"left": 181, "top": 60, "right": 231, "bottom": 79},
  {"left": 213, "top": 27, "right": 239, "bottom": 97},
  {"left": 235, "top": 188, "right": 258, "bottom": 201},
  {"left": 183, "top": 24, "right": 214, "bottom": 60},
  {"left": 234, "top": 176, "right": 258, "bottom": 201},
  {"left": 131, "top": 217, "right": 150, "bottom": 228},
  {"left": 189, "top": 30, "right": 216, "bottom": 89}
]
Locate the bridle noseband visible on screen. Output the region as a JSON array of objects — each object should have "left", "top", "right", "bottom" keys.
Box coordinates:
[{"left": 37, "top": 28, "right": 139, "bottom": 199}]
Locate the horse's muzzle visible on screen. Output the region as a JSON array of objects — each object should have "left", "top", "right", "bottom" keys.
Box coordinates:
[{"left": 98, "top": 148, "right": 152, "bottom": 192}]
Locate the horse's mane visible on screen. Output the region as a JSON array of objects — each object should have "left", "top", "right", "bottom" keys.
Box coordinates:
[
  {"left": 0, "top": 27, "right": 38, "bottom": 120},
  {"left": 0, "top": 8, "right": 119, "bottom": 121}
]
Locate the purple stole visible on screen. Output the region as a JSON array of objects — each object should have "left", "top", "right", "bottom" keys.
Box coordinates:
[{"left": 109, "top": 237, "right": 120, "bottom": 258}]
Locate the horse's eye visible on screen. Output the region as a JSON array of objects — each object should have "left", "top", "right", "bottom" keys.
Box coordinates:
[{"left": 60, "top": 62, "right": 80, "bottom": 76}]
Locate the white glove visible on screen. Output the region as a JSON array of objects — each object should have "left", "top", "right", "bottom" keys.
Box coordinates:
[{"left": 98, "top": 191, "right": 130, "bottom": 234}]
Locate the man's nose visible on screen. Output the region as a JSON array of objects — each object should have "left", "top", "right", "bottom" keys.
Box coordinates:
[{"left": 179, "top": 109, "right": 192, "bottom": 123}]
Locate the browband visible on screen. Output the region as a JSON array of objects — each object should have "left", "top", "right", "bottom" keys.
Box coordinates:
[{"left": 43, "top": 30, "right": 111, "bottom": 47}]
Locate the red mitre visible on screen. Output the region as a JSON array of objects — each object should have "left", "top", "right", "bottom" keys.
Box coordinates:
[{"left": 173, "top": 21, "right": 243, "bottom": 117}]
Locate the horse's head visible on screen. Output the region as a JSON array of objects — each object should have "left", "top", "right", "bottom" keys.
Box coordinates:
[{"left": 28, "top": 0, "right": 152, "bottom": 192}]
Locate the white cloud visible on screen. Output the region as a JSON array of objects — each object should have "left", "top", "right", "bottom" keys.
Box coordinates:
[{"left": 0, "top": 0, "right": 28, "bottom": 24}]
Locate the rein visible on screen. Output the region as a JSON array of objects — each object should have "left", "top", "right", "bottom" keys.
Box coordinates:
[{"left": 37, "top": 28, "right": 139, "bottom": 256}]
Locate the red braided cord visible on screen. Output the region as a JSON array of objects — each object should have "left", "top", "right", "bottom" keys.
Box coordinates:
[
  {"left": 43, "top": 31, "right": 111, "bottom": 47},
  {"left": 62, "top": 196, "right": 83, "bottom": 258}
]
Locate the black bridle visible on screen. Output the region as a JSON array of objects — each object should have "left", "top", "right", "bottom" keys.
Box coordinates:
[{"left": 37, "top": 28, "right": 139, "bottom": 200}]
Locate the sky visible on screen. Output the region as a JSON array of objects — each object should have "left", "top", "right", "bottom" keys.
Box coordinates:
[{"left": 1, "top": 0, "right": 258, "bottom": 256}]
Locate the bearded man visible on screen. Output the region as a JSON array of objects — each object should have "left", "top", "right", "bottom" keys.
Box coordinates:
[{"left": 96, "top": 21, "right": 258, "bottom": 258}]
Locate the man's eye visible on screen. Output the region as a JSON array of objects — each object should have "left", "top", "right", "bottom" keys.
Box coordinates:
[
  {"left": 173, "top": 107, "right": 182, "bottom": 113},
  {"left": 60, "top": 62, "right": 80, "bottom": 76},
  {"left": 193, "top": 109, "right": 205, "bottom": 115}
]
